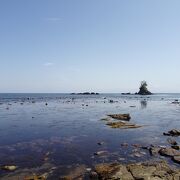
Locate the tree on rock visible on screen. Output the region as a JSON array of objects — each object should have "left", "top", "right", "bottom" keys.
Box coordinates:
[{"left": 138, "top": 81, "right": 152, "bottom": 95}]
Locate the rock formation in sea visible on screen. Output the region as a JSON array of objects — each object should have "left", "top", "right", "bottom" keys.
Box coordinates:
[{"left": 137, "top": 81, "right": 152, "bottom": 95}]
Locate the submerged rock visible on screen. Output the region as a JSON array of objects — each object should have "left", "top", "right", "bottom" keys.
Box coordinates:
[
  {"left": 106, "top": 121, "right": 142, "bottom": 129},
  {"left": 167, "top": 138, "right": 178, "bottom": 145},
  {"left": 59, "top": 165, "right": 86, "bottom": 180},
  {"left": 107, "top": 114, "right": 131, "bottom": 121},
  {"left": 100, "top": 117, "right": 111, "bottom": 121}
]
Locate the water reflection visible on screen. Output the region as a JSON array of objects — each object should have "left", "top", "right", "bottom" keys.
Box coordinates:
[{"left": 140, "top": 100, "right": 147, "bottom": 109}]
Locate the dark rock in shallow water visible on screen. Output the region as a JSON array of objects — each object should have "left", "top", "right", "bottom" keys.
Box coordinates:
[{"left": 163, "top": 129, "right": 180, "bottom": 137}]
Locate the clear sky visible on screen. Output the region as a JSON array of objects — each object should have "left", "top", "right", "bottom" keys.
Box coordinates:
[{"left": 0, "top": 0, "right": 180, "bottom": 93}]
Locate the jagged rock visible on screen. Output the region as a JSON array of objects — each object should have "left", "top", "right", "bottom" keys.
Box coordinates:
[
  {"left": 107, "top": 114, "right": 131, "bottom": 121},
  {"left": 137, "top": 81, "right": 152, "bottom": 95}
]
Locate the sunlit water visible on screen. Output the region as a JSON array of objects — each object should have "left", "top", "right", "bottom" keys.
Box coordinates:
[{"left": 0, "top": 93, "right": 179, "bottom": 178}]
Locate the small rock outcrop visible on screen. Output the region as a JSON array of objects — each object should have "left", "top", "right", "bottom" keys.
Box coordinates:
[
  {"left": 107, "top": 114, "right": 131, "bottom": 121},
  {"left": 137, "top": 81, "right": 152, "bottom": 95}
]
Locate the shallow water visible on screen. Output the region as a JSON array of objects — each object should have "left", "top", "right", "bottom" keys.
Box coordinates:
[{"left": 0, "top": 93, "right": 179, "bottom": 178}]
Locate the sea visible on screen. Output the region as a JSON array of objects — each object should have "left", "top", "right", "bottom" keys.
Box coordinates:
[{"left": 0, "top": 93, "right": 179, "bottom": 178}]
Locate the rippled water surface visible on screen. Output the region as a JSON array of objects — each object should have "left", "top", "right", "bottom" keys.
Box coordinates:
[{"left": 0, "top": 93, "right": 179, "bottom": 178}]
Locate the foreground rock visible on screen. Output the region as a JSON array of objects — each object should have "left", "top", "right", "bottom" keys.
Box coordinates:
[
  {"left": 107, "top": 114, "right": 131, "bottom": 121},
  {"left": 106, "top": 121, "right": 142, "bottom": 129},
  {"left": 95, "top": 163, "right": 134, "bottom": 180},
  {"left": 94, "top": 161, "right": 180, "bottom": 180}
]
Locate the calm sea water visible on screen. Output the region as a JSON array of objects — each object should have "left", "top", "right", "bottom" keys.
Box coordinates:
[{"left": 0, "top": 93, "right": 179, "bottom": 178}]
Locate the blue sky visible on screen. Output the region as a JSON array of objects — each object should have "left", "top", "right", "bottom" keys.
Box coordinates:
[{"left": 0, "top": 0, "right": 180, "bottom": 93}]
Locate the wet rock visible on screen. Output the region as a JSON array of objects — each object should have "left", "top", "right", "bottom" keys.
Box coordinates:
[
  {"left": 121, "top": 92, "right": 131, "bottom": 95},
  {"left": 171, "top": 145, "right": 180, "bottom": 150},
  {"left": 129, "top": 106, "right": 136, "bottom": 108},
  {"left": 128, "top": 163, "right": 156, "bottom": 179},
  {"left": 94, "top": 163, "right": 133, "bottom": 180},
  {"left": 97, "top": 142, "right": 104, "bottom": 146},
  {"left": 167, "top": 138, "right": 178, "bottom": 145},
  {"left": 131, "top": 152, "right": 143, "bottom": 158},
  {"left": 132, "top": 144, "right": 142, "bottom": 148},
  {"left": 121, "top": 143, "right": 128, "bottom": 147},
  {"left": 159, "top": 147, "right": 180, "bottom": 157},
  {"left": 107, "top": 114, "right": 131, "bottom": 121},
  {"left": 1, "top": 165, "right": 17, "bottom": 171},
  {"left": 100, "top": 117, "right": 111, "bottom": 121},
  {"left": 109, "top": 100, "right": 114, "bottom": 103},
  {"left": 24, "top": 174, "right": 47, "bottom": 180},
  {"left": 163, "top": 129, "right": 180, "bottom": 137},
  {"left": 172, "top": 156, "right": 180, "bottom": 164},
  {"left": 59, "top": 165, "right": 86, "bottom": 180},
  {"left": 106, "top": 121, "right": 142, "bottom": 129},
  {"left": 89, "top": 171, "right": 98, "bottom": 179},
  {"left": 171, "top": 100, "right": 180, "bottom": 104},
  {"left": 94, "top": 151, "right": 108, "bottom": 156},
  {"left": 94, "top": 161, "right": 180, "bottom": 180},
  {"left": 149, "top": 147, "right": 161, "bottom": 156}
]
